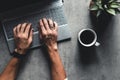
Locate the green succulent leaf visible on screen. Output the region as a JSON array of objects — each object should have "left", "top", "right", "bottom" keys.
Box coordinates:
[
  {"left": 99, "top": 4, "right": 103, "bottom": 9},
  {"left": 91, "top": 0, "right": 120, "bottom": 16},
  {"left": 106, "top": 8, "right": 116, "bottom": 15},
  {"left": 104, "top": 4, "right": 108, "bottom": 9},
  {"left": 96, "top": 10, "right": 101, "bottom": 17},
  {"left": 110, "top": 5, "right": 120, "bottom": 8},
  {"left": 90, "top": 4, "right": 99, "bottom": 10},
  {"left": 109, "top": 0, "right": 117, "bottom": 3},
  {"left": 110, "top": 2, "right": 120, "bottom": 8},
  {"left": 96, "top": 1, "right": 103, "bottom": 10}
]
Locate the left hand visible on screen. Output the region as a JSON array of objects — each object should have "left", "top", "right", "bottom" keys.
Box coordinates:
[{"left": 13, "top": 23, "right": 33, "bottom": 55}]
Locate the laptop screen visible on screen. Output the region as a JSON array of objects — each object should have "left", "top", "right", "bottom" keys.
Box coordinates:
[{"left": 0, "top": 0, "right": 57, "bottom": 13}]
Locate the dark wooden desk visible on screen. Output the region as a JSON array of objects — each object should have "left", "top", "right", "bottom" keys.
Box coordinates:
[{"left": 0, "top": 0, "right": 120, "bottom": 80}]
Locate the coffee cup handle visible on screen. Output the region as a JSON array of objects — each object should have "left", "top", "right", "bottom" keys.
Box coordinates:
[{"left": 95, "top": 42, "right": 100, "bottom": 47}]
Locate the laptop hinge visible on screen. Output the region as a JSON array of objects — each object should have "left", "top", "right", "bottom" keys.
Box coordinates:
[{"left": 0, "top": 0, "right": 63, "bottom": 21}]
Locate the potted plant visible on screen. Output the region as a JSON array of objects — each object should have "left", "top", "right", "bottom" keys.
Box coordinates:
[{"left": 89, "top": 0, "right": 120, "bottom": 17}]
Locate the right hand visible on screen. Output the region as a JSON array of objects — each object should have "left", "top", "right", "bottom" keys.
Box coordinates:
[{"left": 39, "top": 18, "right": 58, "bottom": 50}]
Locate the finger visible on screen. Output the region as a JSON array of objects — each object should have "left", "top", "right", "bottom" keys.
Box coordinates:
[
  {"left": 39, "top": 19, "right": 46, "bottom": 34},
  {"left": 38, "top": 22, "right": 42, "bottom": 39},
  {"left": 25, "top": 23, "right": 32, "bottom": 38},
  {"left": 21, "top": 23, "right": 27, "bottom": 32},
  {"left": 28, "top": 28, "right": 33, "bottom": 43},
  {"left": 39, "top": 29, "right": 43, "bottom": 39},
  {"left": 25, "top": 23, "right": 31, "bottom": 33},
  {"left": 53, "top": 21, "right": 58, "bottom": 31},
  {"left": 48, "top": 19, "right": 54, "bottom": 30},
  {"left": 42, "top": 18, "right": 50, "bottom": 30},
  {"left": 16, "top": 24, "right": 21, "bottom": 33},
  {"left": 13, "top": 27, "right": 17, "bottom": 37}
]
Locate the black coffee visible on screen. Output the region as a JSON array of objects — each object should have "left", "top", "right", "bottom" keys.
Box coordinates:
[{"left": 80, "top": 30, "right": 95, "bottom": 44}]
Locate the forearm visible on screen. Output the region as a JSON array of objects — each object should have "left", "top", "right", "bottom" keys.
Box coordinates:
[
  {"left": 0, "top": 22, "right": 33, "bottom": 80},
  {"left": 0, "top": 57, "right": 20, "bottom": 80},
  {"left": 48, "top": 46, "right": 66, "bottom": 80}
]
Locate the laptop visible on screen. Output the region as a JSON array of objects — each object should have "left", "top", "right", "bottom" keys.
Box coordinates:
[{"left": 0, "top": 0, "right": 71, "bottom": 53}]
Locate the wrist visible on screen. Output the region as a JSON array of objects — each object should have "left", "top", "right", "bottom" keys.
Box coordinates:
[
  {"left": 47, "top": 43, "right": 58, "bottom": 52},
  {"left": 15, "top": 48, "right": 26, "bottom": 55},
  {"left": 11, "top": 50, "right": 25, "bottom": 59}
]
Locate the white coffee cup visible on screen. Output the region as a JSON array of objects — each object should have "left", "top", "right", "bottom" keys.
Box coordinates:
[{"left": 78, "top": 28, "right": 100, "bottom": 47}]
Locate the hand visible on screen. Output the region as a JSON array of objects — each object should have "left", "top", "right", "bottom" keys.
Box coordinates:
[
  {"left": 13, "top": 23, "right": 33, "bottom": 54},
  {"left": 39, "top": 18, "right": 58, "bottom": 51}
]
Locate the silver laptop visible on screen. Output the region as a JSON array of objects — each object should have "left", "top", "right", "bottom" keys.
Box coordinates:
[{"left": 0, "top": 0, "right": 71, "bottom": 53}]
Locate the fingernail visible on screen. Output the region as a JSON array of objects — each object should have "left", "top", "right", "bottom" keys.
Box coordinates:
[{"left": 40, "top": 19, "right": 42, "bottom": 22}]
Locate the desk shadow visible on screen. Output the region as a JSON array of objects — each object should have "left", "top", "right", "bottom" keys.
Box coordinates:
[
  {"left": 78, "top": 42, "right": 99, "bottom": 66},
  {"left": 40, "top": 45, "right": 51, "bottom": 79},
  {"left": 89, "top": 12, "right": 113, "bottom": 38},
  {"left": 40, "top": 45, "right": 51, "bottom": 65}
]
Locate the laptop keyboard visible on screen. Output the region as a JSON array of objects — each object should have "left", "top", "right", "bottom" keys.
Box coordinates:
[{"left": 3, "top": 6, "right": 67, "bottom": 39}]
